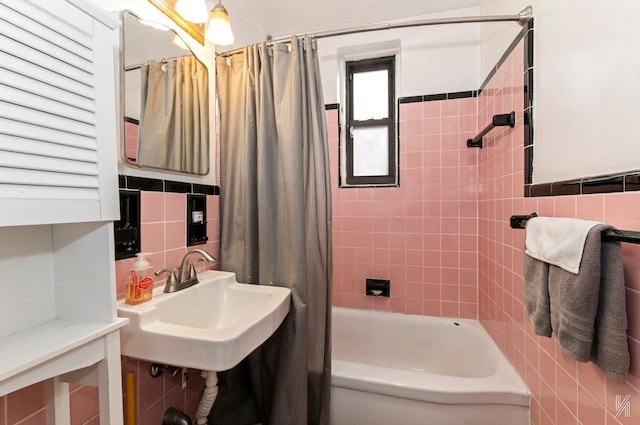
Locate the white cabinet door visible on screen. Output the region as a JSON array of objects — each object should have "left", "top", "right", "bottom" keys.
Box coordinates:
[{"left": 0, "top": 0, "right": 119, "bottom": 226}]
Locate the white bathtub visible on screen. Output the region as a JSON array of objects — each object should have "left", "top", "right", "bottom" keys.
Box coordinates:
[{"left": 331, "top": 307, "right": 530, "bottom": 425}]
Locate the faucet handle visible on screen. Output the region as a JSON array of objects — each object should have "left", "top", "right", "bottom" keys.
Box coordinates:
[
  {"left": 155, "top": 267, "right": 178, "bottom": 285},
  {"left": 189, "top": 259, "right": 205, "bottom": 279}
]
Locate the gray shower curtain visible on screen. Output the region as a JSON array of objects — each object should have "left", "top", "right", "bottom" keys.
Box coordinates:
[
  {"left": 215, "top": 37, "right": 331, "bottom": 425},
  {"left": 138, "top": 55, "right": 208, "bottom": 174}
]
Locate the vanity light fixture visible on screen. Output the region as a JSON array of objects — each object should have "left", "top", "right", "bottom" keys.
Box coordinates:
[
  {"left": 206, "top": 0, "right": 234, "bottom": 46},
  {"left": 175, "top": 0, "right": 209, "bottom": 23}
]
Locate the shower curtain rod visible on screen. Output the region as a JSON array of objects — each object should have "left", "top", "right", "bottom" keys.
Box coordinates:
[
  {"left": 217, "top": 5, "right": 533, "bottom": 57},
  {"left": 124, "top": 55, "right": 188, "bottom": 72}
]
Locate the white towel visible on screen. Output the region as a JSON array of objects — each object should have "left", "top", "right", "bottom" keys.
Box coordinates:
[{"left": 525, "top": 217, "right": 601, "bottom": 274}]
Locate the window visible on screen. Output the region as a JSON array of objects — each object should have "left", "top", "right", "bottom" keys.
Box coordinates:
[{"left": 344, "top": 56, "right": 397, "bottom": 186}]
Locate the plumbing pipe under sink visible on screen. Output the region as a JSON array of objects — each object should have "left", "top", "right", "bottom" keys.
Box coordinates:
[
  {"left": 195, "top": 371, "right": 219, "bottom": 425},
  {"left": 162, "top": 407, "right": 192, "bottom": 425}
]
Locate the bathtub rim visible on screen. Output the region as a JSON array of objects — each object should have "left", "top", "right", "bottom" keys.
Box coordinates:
[{"left": 331, "top": 307, "right": 530, "bottom": 408}]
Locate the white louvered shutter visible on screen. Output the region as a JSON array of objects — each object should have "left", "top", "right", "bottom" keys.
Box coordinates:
[{"left": 0, "top": 0, "right": 119, "bottom": 226}]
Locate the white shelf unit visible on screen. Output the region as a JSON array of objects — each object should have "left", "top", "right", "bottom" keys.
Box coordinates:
[
  {"left": 0, "top": 216, "right": 128, "bottom": 425},
  {"left": 0, "top": 0, "right": 127, "bottom": 424}
]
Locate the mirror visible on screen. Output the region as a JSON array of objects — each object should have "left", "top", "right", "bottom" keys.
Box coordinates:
[
  {"left": 122, "top": 10, "right": 210, "bottom": 175},
  {"left": 147, "top": 0, "right": 205, "bottom": 45}
]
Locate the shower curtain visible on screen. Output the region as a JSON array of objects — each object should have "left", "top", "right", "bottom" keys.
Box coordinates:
[
  {"left": 215, "top": 37, "right": 332, "bottom": 425},
  {"left": 138, "top": 55, "right": 208, "bottom": 174}
]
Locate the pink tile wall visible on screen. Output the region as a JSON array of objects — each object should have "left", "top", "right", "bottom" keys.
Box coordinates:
[
  {"left": 124, "top": 121, "right": 138, "bottom": 161},
  {"left": 478, "top": 39, "right": 640, "bottom": 425},
  {"left": 330, "top": 94, "right": 480, "bottom": 318},
  {"left": 0, "top": 382, "right": 106, "bottom": 425},
  {"left": 121, "top": 358, "right": 204, "bottom": 425}
]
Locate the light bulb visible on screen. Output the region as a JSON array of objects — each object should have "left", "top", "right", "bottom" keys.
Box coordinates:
[{"left": 206, "top": 2, "right": 235, "bottom": 46}]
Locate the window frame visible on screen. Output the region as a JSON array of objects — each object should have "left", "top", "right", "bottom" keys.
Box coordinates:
[{"left": 344, "top": 56, "right": 397, "bottom": 187}]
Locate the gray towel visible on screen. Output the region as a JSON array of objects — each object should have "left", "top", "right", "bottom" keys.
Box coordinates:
[
  {"left": 591, "top": 236, "right": 630, "bottom": 379},
  {"left": 523, "top": 254, "right": 552, "bottom": 336},
  {"left": 523, "top": 224, "right": 630, "bottom": 379},
  {"left": 548, "top": 225, "right": 604, "bottom": 361}
]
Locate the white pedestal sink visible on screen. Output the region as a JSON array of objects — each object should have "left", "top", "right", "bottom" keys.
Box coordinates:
[{"left": 117, "top": 270, "right": 291, "bottom": 371}]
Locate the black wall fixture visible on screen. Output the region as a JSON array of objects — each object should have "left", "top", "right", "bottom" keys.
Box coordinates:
[
  {"left": 187, "top": 193, "right": 208, "bottom": 246},
  {"left": 366, "top": 278, "right": 390, "bottom": 297},
  {"left": 114, "top": 190, "right": 141, "bottom": 260},
  {"left": 467, "top": 111, "right": 516, "bottom": 148}
]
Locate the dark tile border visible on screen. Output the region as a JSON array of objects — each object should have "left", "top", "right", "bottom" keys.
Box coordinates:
[
  {"left": 119, "top": 175, "right": 219, "bottom": 195},
  {"left": 524, "top": 67, "right": 534, "bottom": 111},
  {"left": 529, "top": 183, "right": 551, "bottom": 197},
  {"left": 398, "top": 91, "right": 476, "bottom": 104},
  {"left": 582, "top": 175, "right": 624, "bottom": 194},
  {"left": 625, "top": 174, "right": 640, "bottom": 192},
  {"left": 193, "top": 184, "right": 218, "bottom": 195},
  {"left": 325, "top": 103, "right": 339, "bottom": 110},
  {"left": 528, "top": 172, "right": 640, "bottom": 197},
  {"left": 524, "top": 145, "right": 533, "bottom": 185},
  {"left": 165, "top": 180, "right": 192, "bottom": 193},
  {"left": 551, "top": 180, "right": 582, "bottom": 196},
  {"left": 125, "top": 176, "right": 163, "bottom": 192},
  {"left": 423, "top": 93, "right": 447, "bottom": 102},
  {"left": 398, "top": 95, "right": 423, "bottom": 104},
  {"left": 520, "top": 20, "right": 535, "bottom": 196},
  {"left": 448, "top": 90, "right": 476, "bottom": 100}
]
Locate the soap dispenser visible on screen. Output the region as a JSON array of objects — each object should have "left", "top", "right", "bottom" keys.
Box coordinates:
[{"left": 125, "top": 252, "right": 153, "bottom": 304}]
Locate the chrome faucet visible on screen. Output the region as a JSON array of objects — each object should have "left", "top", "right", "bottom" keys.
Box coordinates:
[{"left": 155, "top": 249, "right": 216, "bottom": 293}]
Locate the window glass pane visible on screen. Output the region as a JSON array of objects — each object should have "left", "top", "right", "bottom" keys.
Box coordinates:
[
  {"left": 353, "top": 70, "right": 388, "bottom": 120},
  {"left": 352, "top": 126, "right": 389, "bottom": 176}
]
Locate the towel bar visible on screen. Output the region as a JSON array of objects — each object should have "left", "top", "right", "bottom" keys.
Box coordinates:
[
  {"left": 510, "top": 212, "right": 640, "bottom": 244},
  {"left": 467, "top": 112, "right": 516, "bottom": 148}
]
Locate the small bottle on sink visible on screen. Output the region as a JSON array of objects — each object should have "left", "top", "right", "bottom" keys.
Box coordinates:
[{"left": 125, "top": 252, "right": 154, "bottom": 304}]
